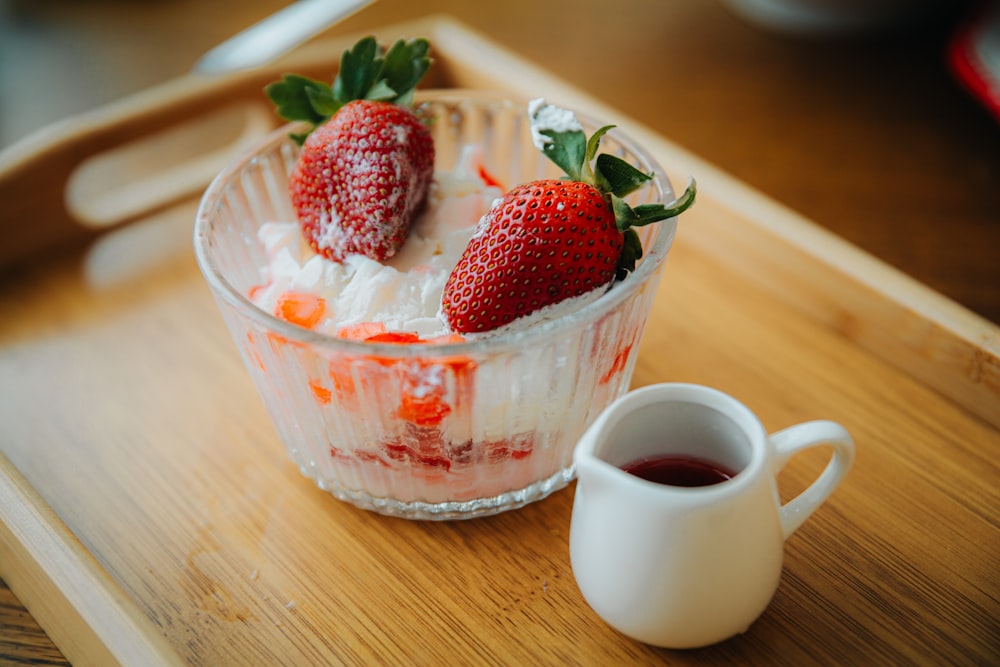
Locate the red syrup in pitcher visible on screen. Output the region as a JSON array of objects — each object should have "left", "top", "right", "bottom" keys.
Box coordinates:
[{"left": 621, "top": 454, "right": 736, "bottom": 487}]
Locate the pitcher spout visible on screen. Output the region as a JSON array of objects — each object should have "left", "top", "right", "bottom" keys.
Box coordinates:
[{"left": 573, "top": 447, "right": 629, "bottom": 500}]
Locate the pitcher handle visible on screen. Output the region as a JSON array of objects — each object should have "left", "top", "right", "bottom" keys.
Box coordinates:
[{"left": 770, "top": 420, "right": 855, "bottom": 539}]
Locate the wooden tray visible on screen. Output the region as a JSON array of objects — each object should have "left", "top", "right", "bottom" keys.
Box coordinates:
[{"left": 1, "top": 16, "right": 997, "bottom": 666}]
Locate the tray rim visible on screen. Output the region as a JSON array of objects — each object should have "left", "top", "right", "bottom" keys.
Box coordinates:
[{"left": 0, "top": 451, "right": 184, "bottom": 666}]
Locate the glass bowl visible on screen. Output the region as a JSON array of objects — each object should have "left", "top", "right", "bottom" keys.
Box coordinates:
[{"left": 194, "top": 89, "right": 679, "bottom": 519}]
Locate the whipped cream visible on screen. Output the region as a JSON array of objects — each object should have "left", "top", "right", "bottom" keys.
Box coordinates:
[
  {"left": 528, "top": 98, "right": 584, "bottom": 150},
  {"left": 250, "top": 147, "right": 502, "bottom": 337}
]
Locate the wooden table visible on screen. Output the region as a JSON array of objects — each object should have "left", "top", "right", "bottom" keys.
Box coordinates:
[{"left": 1, "top": 1, "right": 997, "bottom": 665}]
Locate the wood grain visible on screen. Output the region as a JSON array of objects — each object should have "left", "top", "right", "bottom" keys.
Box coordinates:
[
  {"left": 0, "top": 3, "right": 998, "bottom": 666},
  {"left": 0, "top": 578, "right": 70, "bottom": 666}
]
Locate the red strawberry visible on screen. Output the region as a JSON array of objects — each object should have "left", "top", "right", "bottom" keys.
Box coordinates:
[
  {"left": 266, "top": 36, "right": 434, "bottom": 262},
  {"left": 441, "top": 100, "right": 696, "bottom": 334},
  {"left": 290, "top": 100, "right": 433, "bottom": 261},
  {"left": 441, "top": 179, "right": 623, "bottom": 333}
]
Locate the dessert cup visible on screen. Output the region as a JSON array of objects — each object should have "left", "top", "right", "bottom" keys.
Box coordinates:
[{"left": 194, "top": 90, "right": 679, "bottom": 519}]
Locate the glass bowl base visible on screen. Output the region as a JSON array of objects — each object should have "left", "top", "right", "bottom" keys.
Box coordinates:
[{"left": 307, "top": 465, "right": 577, "bottom": 520}]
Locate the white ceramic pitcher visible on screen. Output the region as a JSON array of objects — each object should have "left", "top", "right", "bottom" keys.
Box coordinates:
[{"left": 569, "top": 383, "right": 855, "bottom": 649}]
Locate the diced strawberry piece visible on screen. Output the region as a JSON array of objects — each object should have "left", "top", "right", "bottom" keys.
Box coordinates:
[
  {"left": 274, "top": 291, "right": 326, "bottom": 329},
  {"left": 308, "top": 379, "right": 332, "bottom": 404},
  {"left": 397, "top": 391, "right": 452, "bottom": 427},
  {"left": 365, "top": 331, "right": 421, "bottom": 344},
  {"left": 328, "top": 365, "right": 355, "bottom": 399},
  {"left": 396, "top": 359, "right": 452, "bottom": 426},
  {"left": 477, "top": 164, "right": 504, "bottom": 190},
  {"left": 600, "top": 342, "right": 633, "bottom": 385},
  {"left": 337, "top": 321, "right": 386, "bottom": 340}
]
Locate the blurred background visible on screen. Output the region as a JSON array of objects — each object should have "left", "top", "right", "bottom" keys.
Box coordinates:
[{"left": 0, "top": 0, "right": 997, "bottom": 327}]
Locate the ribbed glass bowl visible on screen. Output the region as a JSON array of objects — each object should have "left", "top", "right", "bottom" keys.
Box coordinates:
[{"left": 194, "top": 89, "right": 679, "bottom": 519}]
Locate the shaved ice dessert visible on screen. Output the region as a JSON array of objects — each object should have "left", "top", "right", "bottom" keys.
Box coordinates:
[{"left": 194, "top": 36, "right": 693, "bottom": 519}]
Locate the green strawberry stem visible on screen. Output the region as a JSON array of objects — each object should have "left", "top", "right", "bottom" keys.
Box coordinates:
[
  {"left": 265, "top": 36, "right": 431, "bottom": 145},
  {"left": 611, "top": 177, "right": 697, "bottom": 229},
  {"left": 529, "top": 99, "right": 697, "bottom": 278}
]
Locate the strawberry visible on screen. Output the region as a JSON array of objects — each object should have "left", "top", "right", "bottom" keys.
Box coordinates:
[
  {"left": 441, "top": 99, "right": 696, "bottom": 334},
  {"left": 274, "top": 291, "right": 326, "bottom": 329},
  {"left": 265, "top": 36, "right": 434, "bottom": 262},
  {"left": 441, "top": 179, "right": 622, "bottom": 333}
]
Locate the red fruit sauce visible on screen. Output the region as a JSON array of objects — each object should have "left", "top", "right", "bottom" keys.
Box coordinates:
[{"left": 620, "top": 454, "right": 736, "bottom": 488}]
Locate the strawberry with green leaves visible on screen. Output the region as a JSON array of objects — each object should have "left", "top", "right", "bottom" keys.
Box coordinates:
[
  {"left": 265, "top": 36, "right": 434, "bottom": 262},
  {"left": 441, "top": 99, "right": 696, "bottom": 334}
]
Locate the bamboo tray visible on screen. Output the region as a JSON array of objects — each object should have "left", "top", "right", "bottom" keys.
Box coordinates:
[{"left": 1, "top": 16, "right": 998, "bottom": 666}]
